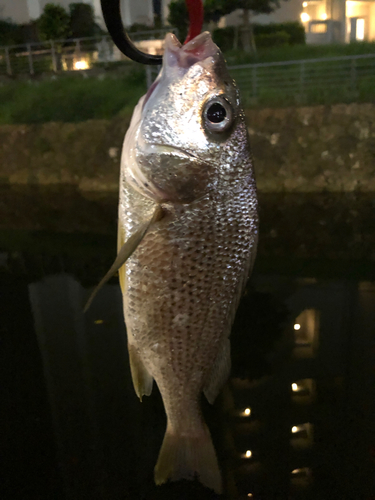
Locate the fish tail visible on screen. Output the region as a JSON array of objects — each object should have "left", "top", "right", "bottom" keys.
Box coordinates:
[{"left": 154, "top": 422, "right": 222, "bottom": 494}]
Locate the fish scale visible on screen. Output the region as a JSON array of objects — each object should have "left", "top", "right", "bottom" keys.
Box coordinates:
[{"left": 117, "top": 31, "right": 258, "bottom": 494}]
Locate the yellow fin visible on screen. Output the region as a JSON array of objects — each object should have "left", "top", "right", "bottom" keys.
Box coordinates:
[
  {"left": 128, "top": 343, "right": 153, "bottom": 401},
  {"left": 83, "top": 204, "right": 163, "bottom": 312},
  {"left": 203, "top": 338, "right": 230, "bottom": 405},
  {"left": 154, "top": 423, "right": 222, "bottom": 494}
]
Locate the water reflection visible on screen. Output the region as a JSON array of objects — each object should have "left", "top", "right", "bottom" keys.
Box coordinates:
[{"left": 1, "top": 188, "right": 375, "bottom": 499}]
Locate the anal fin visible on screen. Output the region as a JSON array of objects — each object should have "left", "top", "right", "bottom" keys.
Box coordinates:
[
  {"left": 128, "top": 343, "right": 153, "bottom": 401},
  {"left": 203, "top": 338, "right": 231, "bottom": 404}
]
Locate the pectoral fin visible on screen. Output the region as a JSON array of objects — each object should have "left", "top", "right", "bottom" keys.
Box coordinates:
[
  {"left": 203, "top": 337, "right": 231, "bottom": 404},
  {"left": 83, "top": 204, "right": 163, "bottom": 313},
  {"left": 128, "top": 343, "right": 153, "bottom": 400}
]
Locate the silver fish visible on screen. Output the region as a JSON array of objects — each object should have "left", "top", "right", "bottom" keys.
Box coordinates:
[{"left": 117, "top": 32, "right": 258, "bottom": 494}]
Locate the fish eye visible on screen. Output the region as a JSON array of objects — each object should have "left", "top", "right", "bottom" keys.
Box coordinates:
[{"left": 203, "top": 96, "right": 234, "bottom": 133}]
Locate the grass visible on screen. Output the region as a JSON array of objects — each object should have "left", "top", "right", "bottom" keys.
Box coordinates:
[
  {"left": 224, "top": 40, "right": 375, "bottom": 65},
  {"left": 0, "top": 69, "right": 146, "bottom": 124}
]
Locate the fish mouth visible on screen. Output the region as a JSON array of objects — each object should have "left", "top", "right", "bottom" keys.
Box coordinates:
[
  {"left": 139, "top": 141, "right": 197, "bottom": 160},
  {"left": 164, "top": 32, "right": 220, "bottom": 71}
]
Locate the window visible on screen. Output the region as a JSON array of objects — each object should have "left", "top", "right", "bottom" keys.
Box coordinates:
[
  {"left": 310, "top": 22, "right": 328, "bottom": 33},
  {"left": 293, "top": 309, "right": 319, "bottom": 358}
]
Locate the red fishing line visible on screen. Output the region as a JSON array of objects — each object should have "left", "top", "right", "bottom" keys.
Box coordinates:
[{"left": 184, "top": 0, "right": 204, "bottom": 43}]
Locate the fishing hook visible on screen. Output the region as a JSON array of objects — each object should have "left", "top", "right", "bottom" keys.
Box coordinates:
[{"left": 100, "top": 0, "right": 204, "bottom": 65}]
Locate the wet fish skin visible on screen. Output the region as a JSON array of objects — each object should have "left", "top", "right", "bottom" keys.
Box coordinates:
[{"left": 118, "top": 32, "right": 258, "bottom": 494}]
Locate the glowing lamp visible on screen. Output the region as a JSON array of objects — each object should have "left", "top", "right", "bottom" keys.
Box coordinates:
[{"left": 74, "top": 60, "right": 89, "bottom": 70}]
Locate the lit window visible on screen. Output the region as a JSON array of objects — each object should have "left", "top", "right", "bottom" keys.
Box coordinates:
[
  {"left": 290, "top": 422, "right": 313, "bottom": 445},
  {"left": 291, "top": 467, "right": 311, "bottom": 476},
  {"left": 291, "top": 467, "right": 312, "bottom": 486},
  {"left": 291, "top": 379, "right": 316, "bottom": 402},
  {"left": 293, "top": 309, "right": 319, "bottom": 358},
  {"left": 356, "top": 19, "right": 365, "bottom": 40},
  {"left": 311, "top": 22, "right": 328, "bottom": 33}
]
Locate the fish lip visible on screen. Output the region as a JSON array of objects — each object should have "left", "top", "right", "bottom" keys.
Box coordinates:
[{"left": 139, "top": 141, "right": 197, "bottom": 160}]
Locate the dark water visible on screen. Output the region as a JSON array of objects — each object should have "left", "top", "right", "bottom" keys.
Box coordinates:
[{"left": 1, "top": 186, "right": 375, "bottom": 500}]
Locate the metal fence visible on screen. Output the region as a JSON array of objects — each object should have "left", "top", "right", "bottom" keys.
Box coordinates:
[
  {"left": 1, "top": 32, "right": 374, "bottom": 108},
  {"left": 145, "top": 53, "right": 375, "bottom": 106},
  {"left": 228, "top": 54, "right": 375, "bottom": 106},
  {"left": 0, "top": 29, "right": 176, "bottom": 76}
]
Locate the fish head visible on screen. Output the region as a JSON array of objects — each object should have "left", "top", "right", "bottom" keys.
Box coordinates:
[{"left": 123, "top": 32, "right": 250, "bottom": 204}]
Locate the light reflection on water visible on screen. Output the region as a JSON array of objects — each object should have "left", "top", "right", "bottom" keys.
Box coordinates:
[{"left": 1, "top": 189, "right": 375, "bottom": 499}]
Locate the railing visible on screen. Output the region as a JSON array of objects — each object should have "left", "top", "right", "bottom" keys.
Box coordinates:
[
  {"left": 1, "top": 34, "right": 374, "bottom": 108},
  {"left": 145, "top": 53, "right": 375, "bottom": 106},
  {"left": 228, "top": 54, "right": 375, "bottom": 106},
  {"left": 0, "top": 29, "right": 176, "bottom": 76}
]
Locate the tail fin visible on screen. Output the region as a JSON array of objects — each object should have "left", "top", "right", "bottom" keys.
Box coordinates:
[{"left": 154, "top": 423, "right": 222, "bottom": 494}]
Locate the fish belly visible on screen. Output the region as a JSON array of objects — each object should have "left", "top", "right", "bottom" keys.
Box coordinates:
[{"left": 119, "top": 179, "right": 258, "bottom": 423}]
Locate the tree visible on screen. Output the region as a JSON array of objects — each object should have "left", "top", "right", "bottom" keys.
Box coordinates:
[
  {"left": 0, "top": 19, "right": 23, "bottom": 45},
  {"left": 205, "top": 0, "right": 287, "bottom": 53},
  {"left": 69, "top": 3, "right": 98, "bottom": 38},
  {"left": 38, "top": 3, "right": 70, "bottom": 41},
  {"left": 167, "top": 0, "right": 227, "bottom": 42},
  {"left": 167, "top": 0, "right": 189, "bottom": 42}
]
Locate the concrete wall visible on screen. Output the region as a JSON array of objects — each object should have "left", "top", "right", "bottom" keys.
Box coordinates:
[{"left": 0, "top": 103, "right": 374, "bottom": 193}]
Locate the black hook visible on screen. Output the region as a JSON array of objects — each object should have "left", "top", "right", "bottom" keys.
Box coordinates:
[{"left": 100, "top": 0, "right": 162, "bottom": 65}]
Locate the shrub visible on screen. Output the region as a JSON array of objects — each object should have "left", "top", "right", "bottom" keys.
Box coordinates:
[
  {"left": 254, "top": 22, "right": 305, "bottom": 45},
  {"left": 0, "top": 19, "right": 23, "bottom": 45},
  {"left": 212, "top": 26, "right": 236, "bottom": 52},
  {"left": 255, "top": 31, "right": 290, "bottom": 48},
  {"left": 213, "top": 21, "right": 305, "bottom": 52}
]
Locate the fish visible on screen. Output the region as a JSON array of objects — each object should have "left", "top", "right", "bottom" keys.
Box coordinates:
[{"left": 95, "top": 31, "right": 258, "bottom": 494}]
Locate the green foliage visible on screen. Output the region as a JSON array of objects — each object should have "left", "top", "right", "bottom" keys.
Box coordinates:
[
  {"left": 128, "top": 23, "right": 156, "bottom": 33},
  {"left": 205, "top": 0, "right": 284, "bottom": 16},
  {"left": 254, "top": 22, "right": 305, "bottom": 45},
  {"left": 212, "top": 27, "right": 236, "bottom": 52},
  {"left": 213, "top": 22, "right": 304, "bottom": 52},
  {"left": 167, "top": 0, "right": 188, "bottom": 42},
  {"left": 38, "top": 3, "right": 71, "bottom": 41},
  {"left": 256, "top": 31, "right": 290, "bottom": 48},
  {"left": 0, "top": 19, "right": 23, "bottom": 45},
  {"left": 69, "top": 3, "right": 99, "bottom": 38},
  {"left": 0, "top": 71, "right": 146, "bottom": 124},
  {"left": 224, "top": 40, "right": 375, "bottom": 65}
]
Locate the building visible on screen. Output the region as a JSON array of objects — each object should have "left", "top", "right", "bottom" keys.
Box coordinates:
[
  {"left": 302, "top": 0, "right": 375, "bottom": 43},
  {"left": 0, "top": 0, "right": 155, "bottom": 29},
  {"left": 212, "top": 0, "right": 375, "bottom": 44}
]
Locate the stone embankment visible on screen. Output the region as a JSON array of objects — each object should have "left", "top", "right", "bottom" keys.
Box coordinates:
[{"left": 0, "top": 103, "right": 374, "bottom": 192}]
